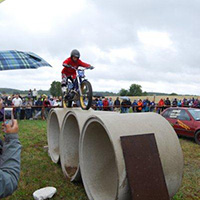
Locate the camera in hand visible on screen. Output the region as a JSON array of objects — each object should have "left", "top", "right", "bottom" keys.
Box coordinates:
[{"left": 4, "top": 108, "right": 14, "bottom": 126}]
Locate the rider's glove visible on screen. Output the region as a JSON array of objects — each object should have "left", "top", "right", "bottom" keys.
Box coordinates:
[{"left": 89, "top": 66, "right": 94, "bottom": 70}]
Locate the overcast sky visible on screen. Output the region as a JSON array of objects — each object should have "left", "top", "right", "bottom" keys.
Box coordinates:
[{"left": 0, "top": 0, "right": 200, "bottom": 95}]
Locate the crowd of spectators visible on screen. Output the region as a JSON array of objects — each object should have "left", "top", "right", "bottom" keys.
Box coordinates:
[
  {"left": 92, "top": 97, "right": 156, "bottom": 113},
  {"left": 1, "top": 89, "right": 200, "bottom": 120},
  {"left": 0, "top": 89, "right": 62, "bottom": 120},
  {"left": 93, "top": 96, "right": 200, "bottom": 113}
]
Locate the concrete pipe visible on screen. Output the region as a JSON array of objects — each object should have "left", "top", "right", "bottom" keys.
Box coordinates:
[
  {"left": 80, "top": 113, "right": 183, "bottom": 200},
  {"left": 60, "top": 108, "right": 117, "bottom": 182},
  {"left": 47, "top": 108, "right": 70, "bottom": 163}
]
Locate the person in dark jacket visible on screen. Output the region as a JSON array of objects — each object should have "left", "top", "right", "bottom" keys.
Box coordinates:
[
  {"left": 172, "top": 98, "right": 178, "bottom": 107},
  {"left": 165, "top": 97, "right": 171, "bottom": 107},
  {"left": 0, "top": 98, "right": 21, "bottom": 198},
  {"left": 114, "top": 97, "right": 121, "bottom": 112}
]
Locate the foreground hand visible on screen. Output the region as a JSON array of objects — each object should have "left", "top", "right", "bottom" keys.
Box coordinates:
[{"left": 2, "top": 120, "right": 19, "bottom": 134}]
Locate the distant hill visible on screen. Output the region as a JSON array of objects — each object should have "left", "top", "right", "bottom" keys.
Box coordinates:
[
  {"left": 0, "top": 88, "right": 50, "bottom": 96},
  {"left": 145, "top": 92, "right": 178, "bottom": 96},
  {"left": 93, "top": 91, "right": 119, "bottom": 97},
  {"left": 93, "top": 91, "right": 180, "bottom": 97},
  {"left": 0, "top": 88, "right": 197, "bottom": 97}
]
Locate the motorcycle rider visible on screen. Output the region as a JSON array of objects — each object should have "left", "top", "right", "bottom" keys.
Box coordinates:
[{"left": 61, "top": 49, "right": 93, "bottom": 94}]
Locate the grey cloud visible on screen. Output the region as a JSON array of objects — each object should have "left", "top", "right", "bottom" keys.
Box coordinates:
[{"left": 1, "top": 0, "right": 200, "bottom": 94}]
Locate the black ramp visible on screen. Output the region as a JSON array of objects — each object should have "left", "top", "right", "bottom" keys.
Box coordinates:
[{"left": 120, "top": 134, "right": 170, "bottom": 200}]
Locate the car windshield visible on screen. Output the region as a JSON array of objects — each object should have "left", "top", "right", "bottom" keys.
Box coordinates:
[{"left": 188, "top": 109, "right": 200, "bottom": 120}]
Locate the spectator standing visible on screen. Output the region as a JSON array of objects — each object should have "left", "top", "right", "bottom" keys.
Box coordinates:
[
  {"left": 165, "top": 97, "right": 171, "bottom": 107},
  {"left": 172, "top": 98, "right": 178, "bottom": 107},
  {"left": 121, "top": 99, "right": 126, "bottom": 113},
  {"left": 177, "top": 100, "right": 181, "bottom": 107},
  {"left": 43, "top": 98, "right": 51, "bottom": 119},
  {"left": 121, "top": 98, "right": 131, "bottom": 113},
  {"left": 188, "top": 100, "right": 193, "bottom": 107},
  {"left": 126, "top": 99, "right": 131, "bottom": 113},
  {"left": 25, "top": 98, "right": 33, "bottom": 119},
  {"left": 108, "top": 98, "right": 114, "bottom": 111},
  {"left": 142, "top": 100, "right": 147, "bottom": 112},
  {"left": 103, "top": 98, "right": 109, "bottom": 111},
  {"left": 1, "top": 92, "right": 8, "bottom": 105},
  {"left": 49, "top": 97, "right": 54, "bottom": 106},
  {"left": 53, "top": 99, "right": 61, "bottom": 107},
  {"left": 145, "top": 98, "right": 151, "bottom": 112},
  {"left": 92, "top": 98, "right": 98, "bottom": 110},
  {"left": 5, "top": 96, "right": 12, "bottom": 107},
  {"left": 137, "top": 99, "right": 143, "bottom": 112},
  {"left": 150, "top": 101, "right": 156, "bottom": 112},
  {"left": 193, "top": 99, "right": 199, "bottom": 108},
  {"left": 28, "top": 89, "right": 32, "bottom": 98},
  {"left": 97, "top": 98, "right": 103, "bottom": 110},
  {"left": 132, "top": 100, "right": 138, "bottom": 112},
  {"left": 114, "top": 97, "right": 121, "bottom": 112},
  {"left": 12, "top": 94, "right": 22, "bottom": 119},
  {"left": 157, "top": 98, "right": 165, "bottom": 113},
  {"left": 33, "top": 97, "right": 43, "bottom": 119},
  {"left": 32, "top": 88, "right": 38, "bottom": 103}
]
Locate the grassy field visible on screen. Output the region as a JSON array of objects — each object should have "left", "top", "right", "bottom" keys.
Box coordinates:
[{"left": 1, "top": 120, "right": 199, "bottom": 200}]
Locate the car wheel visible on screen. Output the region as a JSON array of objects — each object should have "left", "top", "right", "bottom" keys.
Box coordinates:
[{"left": 194, "top": 130, "right": 200, "bottom": 145}]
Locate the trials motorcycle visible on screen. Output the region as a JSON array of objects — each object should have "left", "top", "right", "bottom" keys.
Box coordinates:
[{"left": 62, "top": 65, "right": 93, "bottom": 110}]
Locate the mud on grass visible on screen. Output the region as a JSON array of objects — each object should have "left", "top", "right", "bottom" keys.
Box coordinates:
[{"left": 1, "top": 120, "right": 199, "bottom": 200}]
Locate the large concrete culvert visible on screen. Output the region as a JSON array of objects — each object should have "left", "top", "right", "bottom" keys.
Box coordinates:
[
  {"left": 80, "top": 113, "right": 184, "bottom": 200},
  {"left": 59, "top": 108, "right": 117, "bottom": 182},
  {"left": 47, "top": 108, "right": 69, "bottom": 163},
  {"left": 60, "top": 110, "right": 86, "bottom": 182}
]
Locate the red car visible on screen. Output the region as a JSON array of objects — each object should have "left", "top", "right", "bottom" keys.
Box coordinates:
[{"left": 161, "top": 107, "right": 200, "bottom": 145}]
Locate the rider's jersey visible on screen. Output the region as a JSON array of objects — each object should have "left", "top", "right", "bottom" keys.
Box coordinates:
[{"left": 62, "top": 57, "right": 90, "bottom": 79}]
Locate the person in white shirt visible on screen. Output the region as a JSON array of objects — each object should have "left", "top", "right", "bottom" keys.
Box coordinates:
[
  {"left": 12, "top": 94, "right": 22, "bottom": 119},
  {"left": 32, "top": 88, "right": 38, "bottom": 103}
]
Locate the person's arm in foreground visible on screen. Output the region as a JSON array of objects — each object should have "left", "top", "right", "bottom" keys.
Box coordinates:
[{"left": 0, "top": 120, "right": 21, "bottom": 198}]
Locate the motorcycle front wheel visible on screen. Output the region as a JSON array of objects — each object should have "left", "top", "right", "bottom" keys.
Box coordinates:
[{"left": 79, "top": 80, "right": 93, "bottom": 110}]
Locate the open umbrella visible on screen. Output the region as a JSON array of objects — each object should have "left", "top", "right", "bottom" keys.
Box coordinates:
[
  {"left": 120, "top": 96, "right": 130, "bottom": 101},
  {"left": 0, "top": 50, "right": 52, "bottom": 71}
]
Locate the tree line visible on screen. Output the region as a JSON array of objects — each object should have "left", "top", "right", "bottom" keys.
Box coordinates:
[
  {"left": 49, "top": 81, "right": 149, "bottom": 97},
  {"left": 49, "top": 81, "right": 179, "bottom": 97}
]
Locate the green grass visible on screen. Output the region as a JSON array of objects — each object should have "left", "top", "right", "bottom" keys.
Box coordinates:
[
  {"left": 3, "top": 120, "right": 87, "bottom": 200},
  {"left": 173, "top": 138, "right": 200, "bottom": 200},
  {"left": 1, "top": 120, "right": 199, "bottom": 200}
]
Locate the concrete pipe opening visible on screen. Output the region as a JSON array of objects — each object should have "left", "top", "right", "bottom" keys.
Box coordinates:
[
  {"left": 48, "top": 112, "right": 60, "bottom": 163},
  {"left": 80, "top": 113, "right": 183, "bottom": 199},
  {"left": 81, "top": 120, "right": 118, "bottom": 200},
  {"left": 47, "top": 108, "right": 69, "bottom": 163},
  {"left": 60, "top": 109, "right": 116, "bottom": 182},
  {"left": 60, "top": 113, "right": 80, "bottom": 181}
]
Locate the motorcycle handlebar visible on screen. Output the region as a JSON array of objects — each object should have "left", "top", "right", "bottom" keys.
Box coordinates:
[{"left": 63, "top": 64, "right": 94, "bottom": 70}]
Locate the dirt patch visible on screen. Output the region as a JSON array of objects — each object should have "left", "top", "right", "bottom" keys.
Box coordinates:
[{"left": 65, "top": 166, "right": 77, "bottom": 177}]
